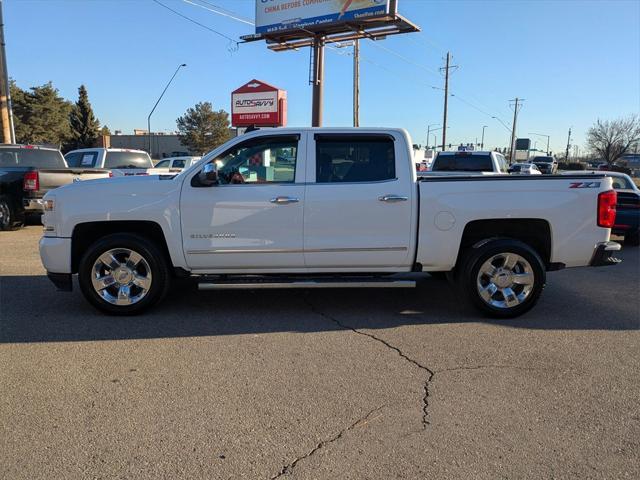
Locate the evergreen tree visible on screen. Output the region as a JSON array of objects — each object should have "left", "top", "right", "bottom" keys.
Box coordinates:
[
  {"left": 10, "top": 81, "right": 72, "bottom": 146},
  {"left": 100, "top": 125, "right": 111, "bottom": 136},
  {"left": 176, "top": 102, "right": 230, "bottom": 155},
  {"left": 68, "top": 85, "right": 100, "bottom": 150}
]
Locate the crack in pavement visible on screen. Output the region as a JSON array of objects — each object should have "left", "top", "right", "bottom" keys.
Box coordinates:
[
  {"left": 303, "top": 297, "right": 435, "bottom": 430},
  {"left": 437, "top": 365, "right": 540, "bottom": 374},
  {"left": 270, "top": 405, "right": 386, "bottom": 479}
]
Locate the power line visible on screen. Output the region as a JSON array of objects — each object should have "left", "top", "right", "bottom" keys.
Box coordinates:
[
  {"left": 183, "top": 0, "right": 254, "bottom": 26},
  {"left": 152, "top": 0, "right": 238, "bottom": 46}
]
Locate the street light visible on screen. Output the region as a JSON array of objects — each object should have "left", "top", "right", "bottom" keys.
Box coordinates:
[
  {"left": 529, "top": 132, "right": 550, "bottom": 155},
  {"left": 481, "top": 125, "right": 488, "bottom": 149},
  {"left": 147, "top": 63, "right": 187, "bottom": 156},
  {"left": 492, "top": 116, "right": 512, "bottom": 132},
  {"left": 427, "top": 123, "right": 439, "bottom": 149}
]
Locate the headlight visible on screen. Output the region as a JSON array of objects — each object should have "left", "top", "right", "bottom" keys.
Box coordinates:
[{"left": 44, "top": 199, "right": 55, "bottom": 211}]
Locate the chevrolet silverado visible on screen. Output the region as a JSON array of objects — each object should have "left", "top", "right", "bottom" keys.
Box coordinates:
[{"left": 40, "top": 128, "right": 621, "bottom": 317}]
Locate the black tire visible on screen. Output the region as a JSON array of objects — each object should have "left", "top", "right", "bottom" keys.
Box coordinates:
[
  {"left": 0, "top": 195, "right": 24, "bottom": 231},
  {"left": 625, "top": 231, "right": 640, "bottom": 247},
  {"left": 78, "top": 233, "right": 171, "bottom": 315},
  {"left": 457, "top": 238, "right": 546, "bottom": 319}
]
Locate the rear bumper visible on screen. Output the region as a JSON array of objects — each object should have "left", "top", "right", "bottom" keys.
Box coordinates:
[
  {"left": 590, "top": 241, "right": 622, "bottom": 267},
  {"left": 23, "top": 198, "right": 44, "bottom": 212}
]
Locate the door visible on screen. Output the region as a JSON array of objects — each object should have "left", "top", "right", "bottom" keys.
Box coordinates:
[
  {"left": 304, "top": 133, "right": 414, "bottom": 269},
  {"left": 181, "top": 133, "right": 306, "bottom": 271}
]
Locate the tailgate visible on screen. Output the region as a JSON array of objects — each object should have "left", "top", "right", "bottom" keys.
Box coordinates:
[{"left": 30, "top": 168, "right": 111, "bottom": 197}]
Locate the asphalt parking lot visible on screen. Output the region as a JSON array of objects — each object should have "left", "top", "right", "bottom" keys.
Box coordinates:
[{"left": 1, "top": 226, "right": 638, "bottom": 479}]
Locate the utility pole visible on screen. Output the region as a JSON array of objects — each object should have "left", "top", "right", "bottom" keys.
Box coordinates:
[
  {"left": 481, "top": 125, "right": 488, "bottom": 149},
  {"left": 353, "top": 39, "right": 359, "bottom": 127},
  {"left": 311, "top": 35, "right": 325, "bottom": 127},
  {"left": 508, "top": 98, "right": 524, "bottom": 163},
  {"left": 565, "top": 127, "right": 572, "bottom": 161},
  {"left": 440, "top": 52, "right": 457, "bottom": 151},
  {"left": 0, "top": 0, "right": 15, "bottom": 144}
]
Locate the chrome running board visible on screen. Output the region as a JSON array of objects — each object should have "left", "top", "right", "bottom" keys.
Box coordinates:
[{"left": 198, "top": 279, "right": 416, "bottom": 290}]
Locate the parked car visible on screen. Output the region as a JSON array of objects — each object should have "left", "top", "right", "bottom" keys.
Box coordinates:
[
  {"left": 64, "top": 148, "right": 154, "bottom": 177},
  {"left": 151, "top": 156, "right": 201, "bottom": 172},
  {"left": 40, "top": 128, "right": 620, "bottom": 318},
  {"left": 562, "top": 170, "right": 639, "bottom": 246},
  {"left": 0, "top": 144, "right": 109, "bottom": 230},
  {"left": 508, "top": 163, "right": 542, "bottom": 175},
  {"left": 422, "top": 151, "right": 509, "bottom": 176},
  {"left": 530, "top": 156, "right": 558, "bottom": 174}
]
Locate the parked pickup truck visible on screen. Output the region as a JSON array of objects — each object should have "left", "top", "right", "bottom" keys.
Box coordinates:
[
  {"left": 40, "top": 128, "right": 621, "bottom": 318},
  {"left": 420, "top": 150, "right": 510, "bottom": 176},
  {"left": 0, "top": 145, "right": 109, "bottom": 230},
  {"left": 64, "top": 148, "right": 156, "bottom": 177}
]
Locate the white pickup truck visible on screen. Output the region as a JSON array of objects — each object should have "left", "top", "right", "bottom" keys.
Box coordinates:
[{"left": 40, "top": 128, "right": 621, "bottom": 318}]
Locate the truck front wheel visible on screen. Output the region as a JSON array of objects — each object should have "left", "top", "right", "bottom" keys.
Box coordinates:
[
  {"left": 78, "top": 233, "right": 171, "bottom": 315},
  {"left": 458, "top": 239, "right": 546, "bottom": 318}
]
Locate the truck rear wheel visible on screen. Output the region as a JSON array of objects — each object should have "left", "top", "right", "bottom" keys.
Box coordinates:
[
  {"left": 78, "top": 233, "right": 170, "bottom": 315},
  {"left": 0, "top": 195, "right": 23, "bottom": 231},
  {"left": 458, "top": 239, "right": 545, "bottom": 318}
]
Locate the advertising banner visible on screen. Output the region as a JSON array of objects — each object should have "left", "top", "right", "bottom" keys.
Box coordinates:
[{"left": 255, "top": 0, "right": 391, "bottom": 35}]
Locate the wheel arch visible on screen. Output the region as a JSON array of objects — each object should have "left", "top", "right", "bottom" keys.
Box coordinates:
[
  {"left": 71, "top": 221, "right": 174, "bottom": 274},
  {"left": 457, "top": 219, "right": 552, "bottom": 269}
]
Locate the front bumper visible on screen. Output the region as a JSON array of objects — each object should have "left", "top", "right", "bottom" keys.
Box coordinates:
[
  {"left": 590, "top": 241, "right": 622, "bottom": 267},
  {"left": 39, "top": 236, "right": 72, "bottom": 273}
]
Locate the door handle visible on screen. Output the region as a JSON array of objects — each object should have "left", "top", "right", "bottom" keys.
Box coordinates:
[
  {"left": 378, "top": 194, "right": 408, "bottom": 203},
  {"left": 270, "top": 196, "right": 300, "bottom": 205}
]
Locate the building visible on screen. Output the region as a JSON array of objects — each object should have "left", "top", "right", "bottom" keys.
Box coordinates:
[{"left": 97, "top": 129, "right": 238, "bottom": 159}]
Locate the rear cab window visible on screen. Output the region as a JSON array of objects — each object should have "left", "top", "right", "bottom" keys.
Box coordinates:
[
  {"left": 315, "top": 134, "right": 396, "bottom": 183},
  {"left": 432, "top": 152, "right": 493, "bottom": 172},
  {"left": 66, "top": 151, "right": 98, "bottom": 168},
  {"left": 0, "top": 147, "right": 66, "bottom": 168},
  {"left": 105, "top": 151, "right": 153, "bottom": 169}
]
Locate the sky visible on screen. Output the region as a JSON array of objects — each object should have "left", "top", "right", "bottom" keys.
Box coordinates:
[{"left": 5, "top": 0, "right": 640, "bottom": 154}]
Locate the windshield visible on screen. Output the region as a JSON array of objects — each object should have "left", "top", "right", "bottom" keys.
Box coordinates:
[
  {"left": 532, "top": 156, "right": 554, "bottom": 163},
  {"left": 432, "top": 153, "right": 493, "bottom": 172},
  {"left": 0, "top": 148, "right": 66, "bottom": 168},
  {"left": 105, "top": 151, "right": 153, "bottom": 169}
]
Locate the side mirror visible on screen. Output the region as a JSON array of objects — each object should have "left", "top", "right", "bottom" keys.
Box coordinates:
[{"left": 198, "top": 163, "right": 218, "bottom": 186}]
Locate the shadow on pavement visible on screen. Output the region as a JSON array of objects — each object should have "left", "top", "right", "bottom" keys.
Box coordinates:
[{"left": 1, "top": 268, "right": 638, "bottom": 344}]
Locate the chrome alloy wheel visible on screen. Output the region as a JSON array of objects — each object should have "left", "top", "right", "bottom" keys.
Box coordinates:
[
  {"left": 476, "top": 253, "right": 535, "bottom": 309},
  {"left": 0, "top": 201, "right": 9, "bottom": 228},
  {"left": 91, "top": 248, "right": 152, "bottom": 306}
]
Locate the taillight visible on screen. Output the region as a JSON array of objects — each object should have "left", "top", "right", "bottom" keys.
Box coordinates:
[
  {"left": 597, "top": 190, "right": 617, "bottom": 228},
  {"left": 23, "top": 171, "right": 39, "bottom": 191}
]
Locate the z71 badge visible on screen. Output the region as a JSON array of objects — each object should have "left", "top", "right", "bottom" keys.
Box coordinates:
[{"left": 569, "top": 181, "right": 601, "bottom": 189}]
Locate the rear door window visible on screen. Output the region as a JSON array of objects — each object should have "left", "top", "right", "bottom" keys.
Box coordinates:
[{"left": 315, "top": 135, "right": 395, "bottom": 183}]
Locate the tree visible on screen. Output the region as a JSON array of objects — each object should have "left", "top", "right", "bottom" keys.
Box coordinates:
[
  {"left": 176, "top": 102, "right": 231, "bottom": 154},
  {"left": 586, "top": 115, "right": 640, "bottom": 166},
  {"left": 100, "top": 125, "right": 111, "bottom": 136},
  {"left": 67, "top": 85, "right": 100, "bottom": 150},
  {"left": 10, "top": 81, "right": 72, "bottom": 146}
]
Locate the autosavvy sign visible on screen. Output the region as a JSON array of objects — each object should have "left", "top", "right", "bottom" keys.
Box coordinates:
[{"left": 231, "top": 79, "right": 287, "bottom": 127}]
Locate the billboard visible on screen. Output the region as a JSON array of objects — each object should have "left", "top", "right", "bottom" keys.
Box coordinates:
[
  {"left": 255, "top": 0, "right": 392, "bottom": 35},
  {"left": 231, "top": 79, "right": 287, "bottom": 127}
]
